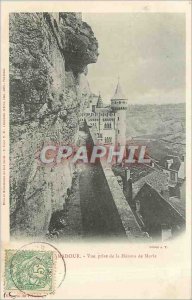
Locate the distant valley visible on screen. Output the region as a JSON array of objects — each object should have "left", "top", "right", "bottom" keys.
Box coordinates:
[{"left": 126, "top": 103, "right": 185, "bottom": 160}]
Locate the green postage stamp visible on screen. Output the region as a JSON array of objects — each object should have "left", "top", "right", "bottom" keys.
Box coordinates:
[{"left": 4, "top": 249, "right": 55, "bottom": 296}]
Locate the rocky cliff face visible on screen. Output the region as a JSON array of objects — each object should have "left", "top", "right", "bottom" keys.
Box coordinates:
[{"left": 9, "top": 12, "right": 98, "bottom": 237}]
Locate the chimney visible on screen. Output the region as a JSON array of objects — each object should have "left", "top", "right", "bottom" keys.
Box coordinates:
[
  {"left": 125, "top": 168, "right": 131, "bottom": 181},
  {"left": 166, "top": 159, "right": 173, "bottom": 169}
]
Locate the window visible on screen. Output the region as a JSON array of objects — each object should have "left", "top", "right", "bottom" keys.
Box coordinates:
[
  {"left": 105, "top": 137, "right": 112, "bottom": 143},
  {"left": 104, "top": 123, "right": 111, "bottom": 129},
  {"left": 118, "top": 117, "right": 119, "bottom": 121}
]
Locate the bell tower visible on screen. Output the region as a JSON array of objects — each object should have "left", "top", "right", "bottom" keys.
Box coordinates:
[{"left": 111, "top": 78, "right": 128, "bottom": 145}]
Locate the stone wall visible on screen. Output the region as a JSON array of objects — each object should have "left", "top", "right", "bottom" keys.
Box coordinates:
[
  {"left": 9, "top": 13, "right": 98, "bottom": 237},
  {"left": 84, "top": 122, "right": 147, "bottom": 241}
]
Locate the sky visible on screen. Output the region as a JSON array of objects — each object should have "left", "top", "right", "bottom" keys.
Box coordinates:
[{"left": 83, "top": 13, "right": 185, "bottom": 105}]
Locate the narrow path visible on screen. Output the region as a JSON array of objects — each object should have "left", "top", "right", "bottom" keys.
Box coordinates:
[
  {"left": 79, "top": 163, "right": 125, "bottom": 239},
  {"left": 79, "top": 164, "right": 107, "bottom": 238}
]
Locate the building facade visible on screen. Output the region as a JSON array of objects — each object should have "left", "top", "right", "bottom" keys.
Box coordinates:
[{"left": 80, "top": 80, "right": 128, "bottom": 145}]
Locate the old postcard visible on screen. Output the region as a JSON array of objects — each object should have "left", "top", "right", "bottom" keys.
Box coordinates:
[{"left": 0, "top": 0, "right": 191, "bottom": 299}]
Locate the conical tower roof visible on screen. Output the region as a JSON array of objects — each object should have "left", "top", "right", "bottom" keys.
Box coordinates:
[
  {"left": 96, "top": 92, "right": 104, "bottom": 108},
  {"left": 112, "top": 79, "right": 127, "bottom": 100}
]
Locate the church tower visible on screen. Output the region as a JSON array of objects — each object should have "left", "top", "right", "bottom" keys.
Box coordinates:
[
  {"left": 111, "top": 79, "right": 128, "bottom": 145},
  {"left": 96, "top": 92, "right": 104, "bottom": 108}
]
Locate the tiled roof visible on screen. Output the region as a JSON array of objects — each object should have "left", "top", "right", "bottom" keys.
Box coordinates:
[
  {"left": 132, "top": 170, "right": 168, "bottom": 199},
  {"left": 137, "top": 183, "right": 185, "bottom": 220},
  {"left": 96, "top": 94, "right": 104, "bottom": 108},
  {"left": 129, "top": 165, "right": 153, "bottom": 183},
  {"left": 112, "top": 80, "right": 127, "bottom": 100},
  {"left": 167, "top": 196, "right": 185, "bottom": 219},
  {"left": 112, "top": 164, "right": 153, "bottom": 183}
]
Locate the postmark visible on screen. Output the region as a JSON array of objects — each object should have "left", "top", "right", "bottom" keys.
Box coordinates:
[{"left": 4, "top": 242, "right": 66, "bottom": 298}]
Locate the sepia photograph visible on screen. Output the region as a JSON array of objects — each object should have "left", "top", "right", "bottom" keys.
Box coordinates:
[
  {"left": 1, "top": 1, "right": 191, "bottom": 299},
  {"left": 9, "top": 12, "right": 186, "bottom": 242}
]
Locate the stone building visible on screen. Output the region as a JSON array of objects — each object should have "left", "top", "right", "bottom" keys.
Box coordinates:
[
  {"left": 134, "top": 183, "right": 185, "bottom": 240},
  {"left": 159, "top": 155, "right": 185, "bottom": 186},
  {"left": 113, "top": 164, "right": 185, "bottom": 241},
  {"left": 80, "top": 79, "right": 128, "bottom": 145}
]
